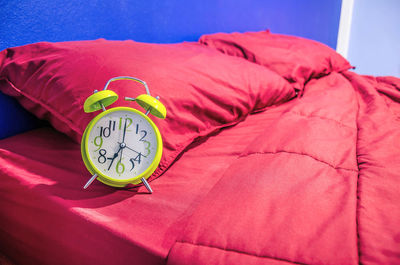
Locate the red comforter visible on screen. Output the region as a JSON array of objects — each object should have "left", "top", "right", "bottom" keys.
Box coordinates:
[
  {"left": 0, "top": 31, "right": 400, "bottom": 265},
  {"left": 168, "top": 72, "right": 400, "bottom": 265}
]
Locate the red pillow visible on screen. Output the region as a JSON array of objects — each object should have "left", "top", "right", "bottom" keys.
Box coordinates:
[
  {"left": 199, "top": 30, "right": 352, "bottom": 91},
  {"left": 0, "top": 39, "right": 295, "bottom": 180}
]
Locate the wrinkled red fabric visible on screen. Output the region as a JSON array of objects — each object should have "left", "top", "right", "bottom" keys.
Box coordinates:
[
  {"left": 168, "top": 72, "right": 360, "bottom": 265},
  {"left": 0, "top": 40, "right": 294, "bottom": 182},
  {"left": 167, "top": 72, "right": 400, "bottom": 265},
  {"left": 199, "top": 30, "right": 352, "bottom": 91},
  {"left": 0, "top": 109, "right": 282, "bottom": 265},
  {"left": 1, "top": 36, "right": 400, "bottom": 265}
]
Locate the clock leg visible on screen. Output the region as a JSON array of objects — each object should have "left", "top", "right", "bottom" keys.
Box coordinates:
[
  {"left": 141, "top": 177, "right": 153, "bottom": 193},
  {"left": 83, "top": 174, "right": 98, "bottom": 189}
]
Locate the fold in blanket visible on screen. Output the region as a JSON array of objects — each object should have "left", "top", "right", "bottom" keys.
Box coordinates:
[{"left": 168, "top": 71, "right": 400, "bottom": 265}]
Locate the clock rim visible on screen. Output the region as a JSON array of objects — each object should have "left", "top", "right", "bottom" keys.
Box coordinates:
[{"left": 81, "top": 106, "right": 163, "bottom": 187}]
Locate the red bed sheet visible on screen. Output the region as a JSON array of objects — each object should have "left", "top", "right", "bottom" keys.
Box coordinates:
[{"left": 0, "top": 106, "right": 276, "bottom": 265}]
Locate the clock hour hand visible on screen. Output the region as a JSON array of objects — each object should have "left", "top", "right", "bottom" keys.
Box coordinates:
[{"left": 107, "top": 145, "right": 123, "bottom": 170}]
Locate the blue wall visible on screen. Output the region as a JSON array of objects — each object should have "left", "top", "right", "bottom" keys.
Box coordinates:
[
  {"left": 0, "top": 0, "right": 342, "bottom": 138},
  {"left": 0, "top": 0, "right": 341, "bottom": 49}
]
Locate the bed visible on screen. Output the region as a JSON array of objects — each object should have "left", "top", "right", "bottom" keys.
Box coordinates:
[{"left": 1, "top": 2, "right": 400, "bottom": 265}]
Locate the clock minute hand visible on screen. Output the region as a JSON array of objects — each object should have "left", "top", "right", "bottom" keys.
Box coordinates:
[{"left": 122, "top": 119, "right": 127, "bottom": 143}]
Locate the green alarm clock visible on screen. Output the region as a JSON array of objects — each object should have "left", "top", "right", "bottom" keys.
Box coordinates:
[{"left": 81, "top": 76, "right": 166, "bottom": 193}]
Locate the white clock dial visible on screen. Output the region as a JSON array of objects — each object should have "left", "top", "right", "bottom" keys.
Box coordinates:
[{"left": 87, "top": 109, "right": 158, "bottom": 180}]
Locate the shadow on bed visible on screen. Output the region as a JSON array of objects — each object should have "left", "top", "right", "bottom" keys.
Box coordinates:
[{"left": 3, "top": 125, "right": 226, "bottom": 208}]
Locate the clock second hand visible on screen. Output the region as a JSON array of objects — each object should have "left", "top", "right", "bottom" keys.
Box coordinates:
[{"left": 119, "top": 147, "right": 124, "bottom": 164}]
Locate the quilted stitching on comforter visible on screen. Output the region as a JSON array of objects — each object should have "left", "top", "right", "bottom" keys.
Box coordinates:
[{"left": 167, "top": 71, "right": 400, "bottom": 265}]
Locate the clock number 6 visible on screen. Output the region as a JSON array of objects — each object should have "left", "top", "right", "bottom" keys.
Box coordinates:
[{"left": 116, "top": 160, "right": 125, "bottom": 175}]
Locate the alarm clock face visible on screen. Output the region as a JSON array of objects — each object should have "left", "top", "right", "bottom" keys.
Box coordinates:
[{"left": 86, "top": 108, "right": 160, "bottom": 181}]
